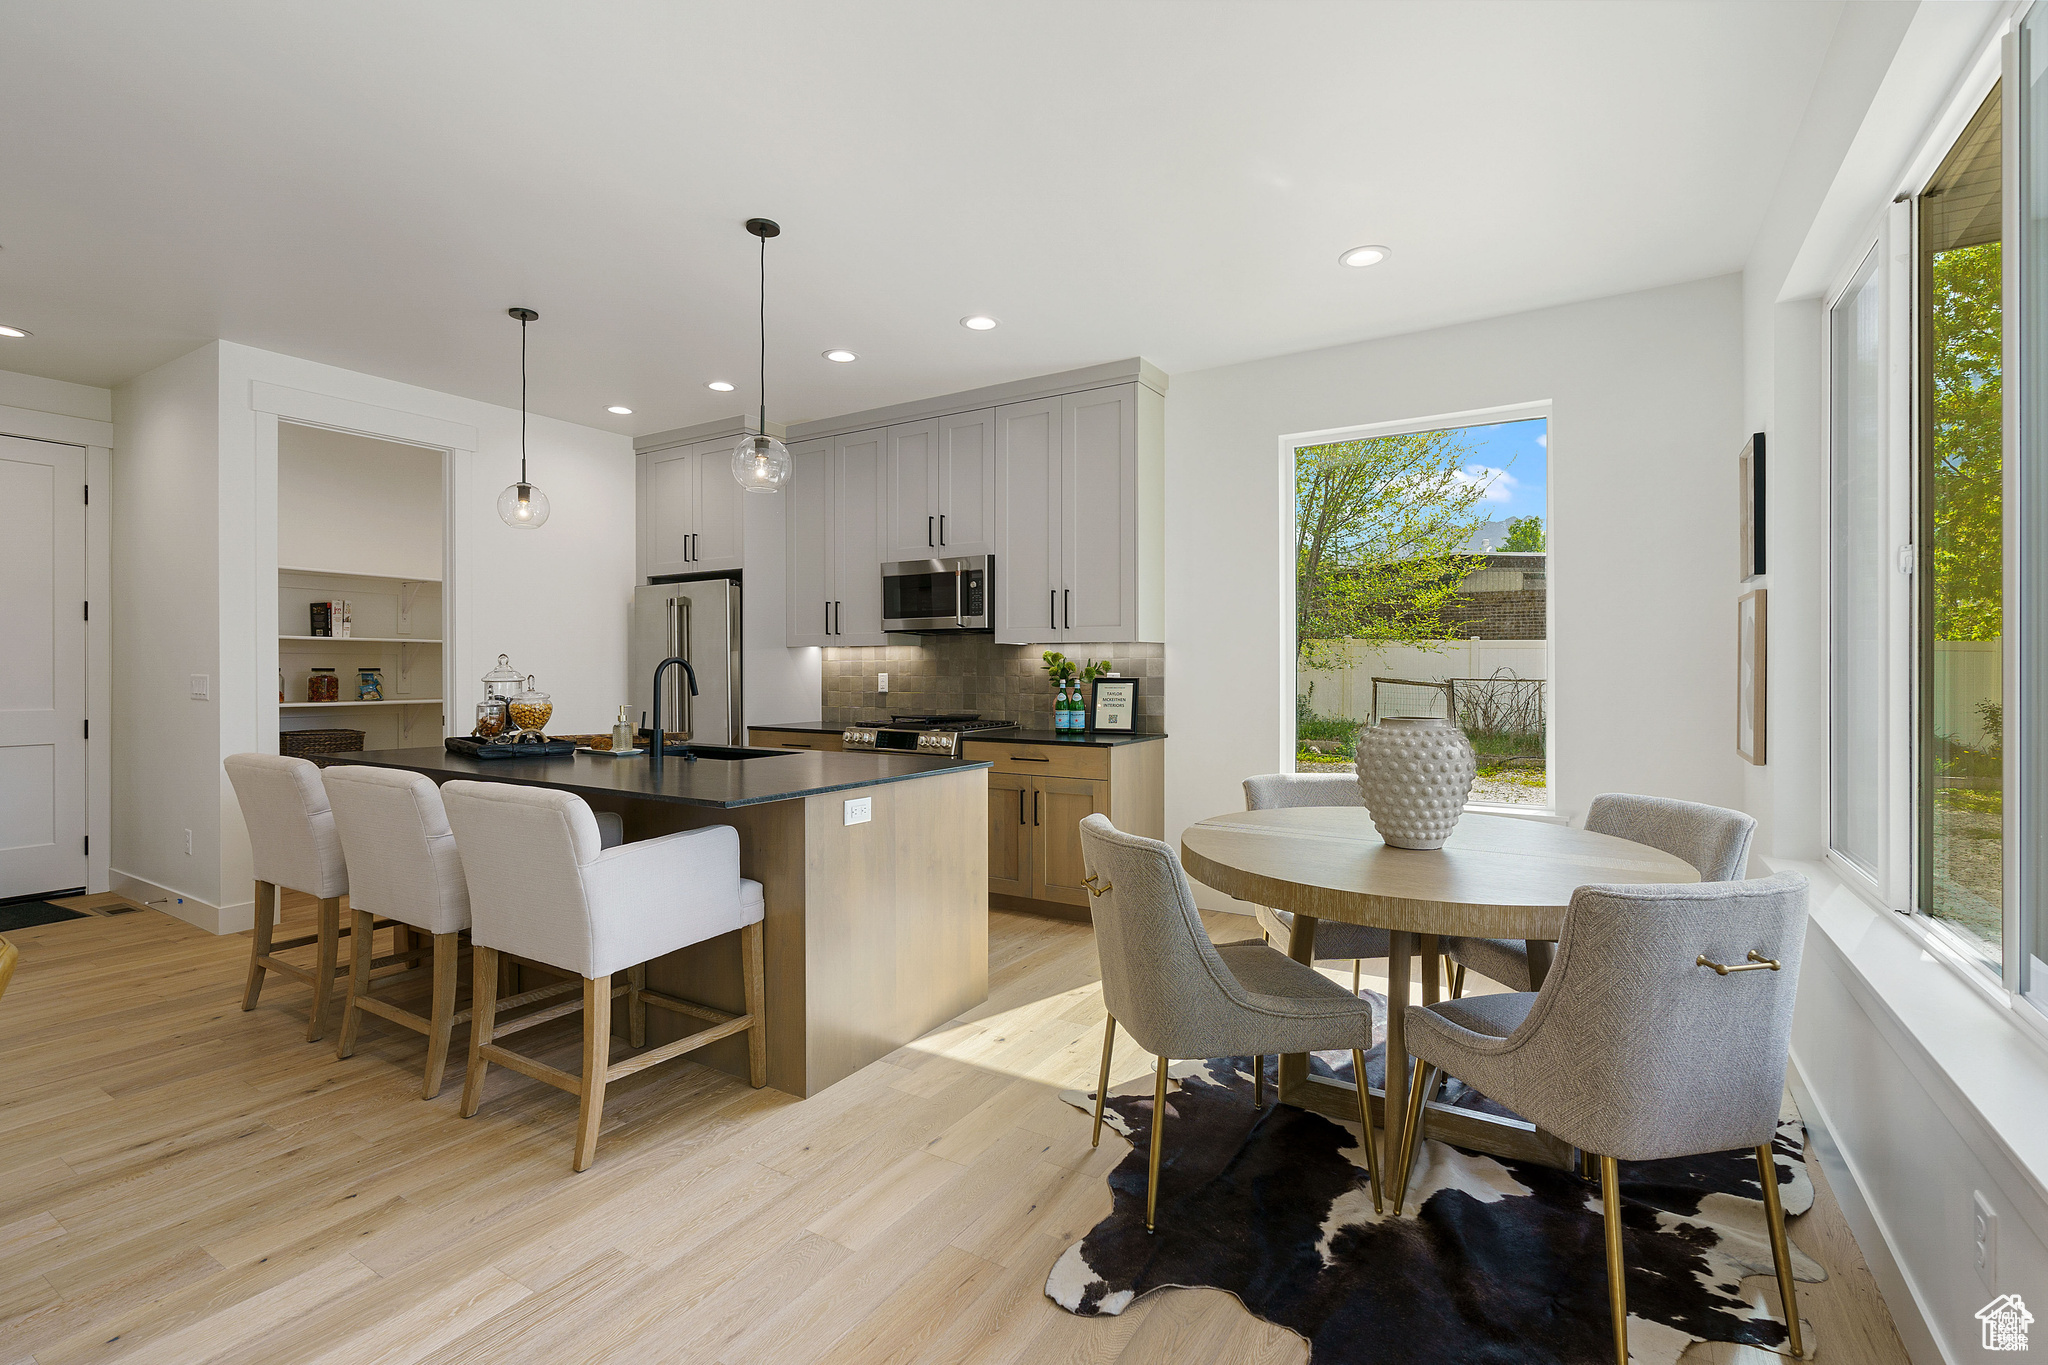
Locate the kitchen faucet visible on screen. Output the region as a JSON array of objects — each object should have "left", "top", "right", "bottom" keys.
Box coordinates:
[{"left": 649, "top": 655, "right": 698, "bottom": 764}]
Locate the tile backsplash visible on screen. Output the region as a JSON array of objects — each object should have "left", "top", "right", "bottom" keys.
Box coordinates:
[{"left": 821, "top": 637, "right": 1164, "bottom": 731}]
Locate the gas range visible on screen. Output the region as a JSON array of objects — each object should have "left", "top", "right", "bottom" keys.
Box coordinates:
[{"left": 841, "top": 714, "right": 1018, "bottom": 758}]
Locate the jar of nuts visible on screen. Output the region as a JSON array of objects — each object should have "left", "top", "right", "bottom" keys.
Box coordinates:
[
  {"left": 473, "top": 700, "right": 507, "bottom": 738},
  {"left": 507, "top": 676, "right": 553, "bottom": 736}
]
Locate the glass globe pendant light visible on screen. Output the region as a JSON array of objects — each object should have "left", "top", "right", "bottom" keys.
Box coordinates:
[
  {"left": 498, "top": 306, "right": 551, "bottom": 528},
  {"left": 732, "top": 218, "right": 793, "bottom": 492}
]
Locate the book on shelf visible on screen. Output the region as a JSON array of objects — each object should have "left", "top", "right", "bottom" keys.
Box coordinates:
[{"left": 310, "top": 601, "right": 330, "bottom": 636}]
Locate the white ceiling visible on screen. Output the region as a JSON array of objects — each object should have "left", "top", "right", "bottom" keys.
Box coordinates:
[{"left": 0, "top": 0, "right": 1844, "bottom": 436}]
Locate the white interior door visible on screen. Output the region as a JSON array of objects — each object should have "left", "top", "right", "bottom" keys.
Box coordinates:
[{"left": 0, "top": 435, "right": 87, "bottom": 899}]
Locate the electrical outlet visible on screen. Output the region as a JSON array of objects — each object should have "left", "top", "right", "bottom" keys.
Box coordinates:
[
  {"left": 1974, "top": 1190, "right": 1999, "bottom": 1292},
  {"left": 877, "top": 672, "right": 889, "bottom": 693},
  {"left": 844, "top": 796, "right": 872, "bottom": 826},
  {"left": 183, "top": 829, "right": 193, "bottom": 856},
  {"left": 190, "top": 674, "right": 210, "bottom": 700}
]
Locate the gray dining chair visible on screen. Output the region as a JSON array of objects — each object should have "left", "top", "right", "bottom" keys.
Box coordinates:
[
  {"left": 1392, "top": 872, "right": 1810, "bottom": 1364},
  {"left": 1442, "top": 793, "right": 1756, "bottom": 995},
  {"left": 1077, "top": 813, "right": 1384, "bottom": 1229}
]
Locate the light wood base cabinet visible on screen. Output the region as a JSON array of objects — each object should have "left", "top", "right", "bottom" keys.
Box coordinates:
[{"left": 969, "top": 737, "right": 1164, "bottom": 922}]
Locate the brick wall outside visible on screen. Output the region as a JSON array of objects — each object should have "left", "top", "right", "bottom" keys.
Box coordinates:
[{"left": 1446, "top": 589, "right": 1546, "bottom": 640}]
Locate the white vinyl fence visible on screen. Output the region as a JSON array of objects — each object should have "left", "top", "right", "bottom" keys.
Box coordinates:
[{"left": 1299, "top": 639, "right": 1546, "bottom": 723}]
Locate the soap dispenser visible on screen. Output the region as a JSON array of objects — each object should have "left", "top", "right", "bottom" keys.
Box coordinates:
[{"left": 612, "top": 705, "right": 637, "bottom": 754}]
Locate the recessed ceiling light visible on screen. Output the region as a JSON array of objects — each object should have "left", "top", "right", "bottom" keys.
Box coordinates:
[
  {"left": 960, "top": 315, "right": 999, "bottom": 331},
  {"left": 0, "top": 324, "right": 30, "bottom": 338},
  {"left": 607, "top": 405, "right": 633, "bottom": 415},
  {"left": 1338, "top": 245, "right": 1391, "bottom": 268},
  {"left": 708, "top": 380, "right": 735, "bottom": 392},
  {"left": 822, "top": 349, "right": 858, "bottom": 363}
]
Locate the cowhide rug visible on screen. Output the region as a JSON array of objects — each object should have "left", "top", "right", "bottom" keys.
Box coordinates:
[{"left": 1050, "top": 1054, "right": 1822, "bottom": 1365}]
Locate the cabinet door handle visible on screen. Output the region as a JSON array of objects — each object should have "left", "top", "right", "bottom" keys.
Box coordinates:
[
  {"left": 1010, "top": 754, "right": 1050, "bottom": 762},
  {"left": 688, "top": 533, "right": 695, "bottom": 561},
  {"left": 1064, "top": 589, "right": 1070, "bottom": 629},
  {"left": 1050, "top": 589, "right": 1056, "bottom": 629},
  {"left": 940, "top": 514, "right": 946, "bottom": 545},
  {"left": 1018, "top": 788, "right": 1026, "bottom": 824},
  {"left": 1034, "top": 790, "right": 1041, "bottom": 826},
  {"left": 782, "top": 742, "right": 813, "bottom": 749},
  {"left": 834, "top": 600, "right": 842, "bottom": 635},
  {"left": 929, "top": 515, "right": 935, "bottom": 547}
]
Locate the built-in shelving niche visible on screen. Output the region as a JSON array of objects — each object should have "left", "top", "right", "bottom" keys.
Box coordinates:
[{"left": 279, "top": 567, "right": 445, "bottom": 749}]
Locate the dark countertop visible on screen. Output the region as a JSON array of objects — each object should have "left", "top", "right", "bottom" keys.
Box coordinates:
[
  {"left": 750, "top": 722, "right": 1167, "bottom": 748},
  {"left": 327, "top": 746, "right": 991, "bottom": 810}
]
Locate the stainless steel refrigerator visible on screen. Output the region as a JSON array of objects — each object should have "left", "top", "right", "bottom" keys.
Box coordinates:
[{"left": 630, "top": 577, "right": 743, "bottom": 745}]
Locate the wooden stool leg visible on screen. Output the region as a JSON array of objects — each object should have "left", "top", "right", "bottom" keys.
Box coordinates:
[
  {"left": 573, "top": 975, "right": 613, "bottom": 1172},
  {"left": 626, "top": 964, "right": 646, "bottom": 1048},
  {"left": 422, "top": 931, "right": 461, "bottom": 1100},
  {"left": 335, "top": 908, "right": 377, "bottom": 1059},
  {"left": 461, "top": 946, "right": 500, "bottom": 1118},
  {"left": 243, "top": 880, "right": 277, "bottom": 1010},
  {"left": 307, "top": 896, "right": 343, "bottom": 1042},
  {"left": 739, "top": 921, "right": 767, "bottom": 1088}
]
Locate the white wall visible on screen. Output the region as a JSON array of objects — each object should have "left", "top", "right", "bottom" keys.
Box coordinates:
[
  {"left": 111, "top": 344, "right": 225, "bottom": 908},
  {"left": 113, "top": 341, "right": 637, "bottom": 930},
  {"left": 277, "top": 424, "right": 444, "bottom": 581},
  {"left": 0, "top": 366, "right": 112, "bottom": 423},
  {"left": 1163, "top": 275, "right": 1745, "bottom": 907}
]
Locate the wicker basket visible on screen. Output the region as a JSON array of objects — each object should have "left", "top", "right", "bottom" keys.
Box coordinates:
[{"left": 281, "top": 729, "right": 365, "bottom": 763}]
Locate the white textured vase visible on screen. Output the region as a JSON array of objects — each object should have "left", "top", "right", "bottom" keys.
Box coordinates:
[{"left": 1353, "top": 717, "right": 1477, "bottom": 850}]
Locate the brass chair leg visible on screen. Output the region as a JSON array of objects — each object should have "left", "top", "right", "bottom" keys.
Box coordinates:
[
  {"left": 1756, "top": 1143, "right": 1805, "bottom": 1358},
  {"left": 1351, "top": 1048, "right": 1383, "bottom": 1214},
  {"left": 1091, "top": 1014, "right": 1116, "bottom": 1147},
  {"left": 1145, "top": 1054, "right": 1169, "bottom": 1233},
  {"left": 1392, "top": 1058, "right": 1433, "bottom": 1214},
  {"left": 1352, "top": 959, "right": 1361, "bottom": 995},
  {"left": 1601, "top": 1154, "right": 1628, "bottom": 1365},
  {"left": 1449, "top": 963, "right": 1466, "bottom": 999},
  {"left": 1253, "top": 1054, "right": 1263, "bottom": 1110}
]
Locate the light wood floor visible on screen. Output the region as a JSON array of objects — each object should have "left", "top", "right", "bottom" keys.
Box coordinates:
[{"left": 0, "top": 896, "right": 1911, "bottom": 1364}]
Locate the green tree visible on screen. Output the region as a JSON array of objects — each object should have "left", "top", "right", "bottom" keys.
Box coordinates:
[
  {"left": 1295, "top": 430, "right": 1490, "bottom": 669},
  {"left": 1929, "top": 242, "right": 2001, "bottom": 641},
  {"left": 1503, "top": 515, "right": 1545, "bottom": 552}
]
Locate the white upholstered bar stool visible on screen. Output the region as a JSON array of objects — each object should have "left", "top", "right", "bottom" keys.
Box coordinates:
[
  {"left": 321, "top": 765, "right": 481, "bottom": 1099},
  {"left": 226, "top": 753, "right": 359, "bottom": 1041},
  {"left": 442, "top": 781, "right": 767, "bottom": 1171}
]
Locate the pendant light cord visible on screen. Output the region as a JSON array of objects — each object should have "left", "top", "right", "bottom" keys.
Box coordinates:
[
  {"left": 519, "top": 315, "right": 529, "bottom": 484},
  {"left": 758, "top": 230, "right": 768, "bottom": 436}
]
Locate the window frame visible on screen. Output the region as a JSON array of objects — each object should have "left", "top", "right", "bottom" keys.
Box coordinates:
[{"left": 1278, "top": 399, "right": 1555, "bottom": 815}]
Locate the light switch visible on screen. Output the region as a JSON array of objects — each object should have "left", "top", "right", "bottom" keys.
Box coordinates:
[
  {"left": 1974, "top": 1190, "right": 1999, "bottom": 1292},
  {"left": 844, "top": 796, "right": 872, "bottom": 826},
  {"left": 190, "top": 674, "right": 210, "bottom": 700},
  {"left": 878, "top": 672, "right": 889, "bottom": 693}
]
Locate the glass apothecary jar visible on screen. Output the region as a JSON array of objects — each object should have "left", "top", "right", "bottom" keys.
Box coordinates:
[
  {"left": 307, "top": 668, "right": 339, "bottom": 703},
  {"left": 482, "top": 654, "right": 522, "bottom": 705},
  {"left": 473, "top": 700, "right": 507, "bottom": 738},
  {"left": 507, "top": 676, "right": 553, "bottom": 735}
]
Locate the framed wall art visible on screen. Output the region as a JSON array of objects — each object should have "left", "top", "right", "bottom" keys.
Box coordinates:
[
  {"left": 1737, "top": 588, "right": 1767, "bottom": 765},
  {"left": 1739, "top": 432, "right": 1766, "bottom": 581}
]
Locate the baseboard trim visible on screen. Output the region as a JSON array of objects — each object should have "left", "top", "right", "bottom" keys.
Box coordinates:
[
  {"left": 108, "top": 870, "right": 253, "bottom": 935},
  {"left": 1787, "top": 1054, "right": 1953, "bottom": 1365}
]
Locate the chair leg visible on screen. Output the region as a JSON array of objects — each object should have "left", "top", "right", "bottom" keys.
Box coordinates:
[
  {"left": 1600, "top": 1154, "right": 1629, "bottom": 1365},
  {"left": 243, "top": 880, "right": 277, "bottom": 1010},
  {"left": 573, "top": 975, "right": 613, "bottom": 1172},
  {"left": 1449, "top": 962, "right": 1466, "bottom": 1000},
  {"left": 626, "top": 963, "right": 647, "bottom": 1049},
  {"left": 460, "top": 945, "right": 500, "bottom": 1119},
  {"left": 1352, "top": 959, "right": 1361, "bottom": 995},
  {"left": 739, "top": 921, "right": 767, "bottom": 1088},
  {"left": 421, "top": 932, "right": 460, "bottom": 1100},
  {"left": 307, "top": 896, "right": 343, "bottom": 1042},
  {"left": 1091, "top": 1014, "right": 1116, "bottom": 1147},
  {"left": 334, "top": 908, "right": 376, "bottom": 1059},
  {"left": 1756, "top": 1143, "right": 1805, "bottom": 1358},
  {"left": 1253, "top": 1054, "right": 1263, "bottom": 1110},
  {"left": 1145, "top": 1053, "right": 1169, "bottom": 1233},
  {"left": 1392, "top": 1058, "right": 1434, "bottom": 1214},
  {"left": 1351, "top": 1048, "right": 1383, "bottom": 1215}
]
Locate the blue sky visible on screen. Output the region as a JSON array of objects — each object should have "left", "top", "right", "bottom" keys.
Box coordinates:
[{"left": 1449, "top": 416, "right": 1547, "bottom": 523}]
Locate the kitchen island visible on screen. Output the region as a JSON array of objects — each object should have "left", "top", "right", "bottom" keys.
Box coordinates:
[{"left": 326, "top": 746, "right": 990, "bottom": 1098}]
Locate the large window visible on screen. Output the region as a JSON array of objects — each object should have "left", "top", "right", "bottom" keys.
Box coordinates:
[
  {"left": 1292, "top": 412, "right": 1550, "bottom": 808},
  {"left": 1916, "top": 85, "right": 2004, "bottom": 969},
  {"left": 1828, "top": 249, "right": 1886, "bottom": 878}
]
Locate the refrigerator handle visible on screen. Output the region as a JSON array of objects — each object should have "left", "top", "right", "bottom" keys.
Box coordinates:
[{"left": 677, "top": 597, "right": 694, "bottom": 740}]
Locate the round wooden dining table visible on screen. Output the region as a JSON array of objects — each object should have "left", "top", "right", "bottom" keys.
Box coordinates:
[{"left": 1180, "top": 806, "right": 1697, "bottom": 1171}]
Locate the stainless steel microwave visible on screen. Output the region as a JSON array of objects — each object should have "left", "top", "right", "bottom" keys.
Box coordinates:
[{"left": 881, "top": 556, "right": 992, "bottom": 632}]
